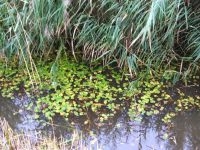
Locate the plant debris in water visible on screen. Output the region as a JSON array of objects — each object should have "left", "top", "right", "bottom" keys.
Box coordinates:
[{"left": 0, "top": 58, "right": 199, "bottom": 124}]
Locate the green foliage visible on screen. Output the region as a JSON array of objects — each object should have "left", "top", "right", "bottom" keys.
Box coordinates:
[
  {"left": 0, "top": 0, "right": 200, "bottom": 79},
  {"left": 128, "top": 72, "right": 200, "bottom": 123},
  {"left": 0, "top": 58, "right": 199, "bottom": 124},
  {"left": 0, "top": 0, "right": 66, "bottom": 59},
  {"left": 0, "top": 57, "right": 133, "bottom": 122},
  {"left": 68, "top": 0, "right": 200, "bottom": 76}
]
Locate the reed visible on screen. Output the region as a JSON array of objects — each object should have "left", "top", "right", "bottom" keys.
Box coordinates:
[
  {"left": 68, "top": 0, "right": 200, "bottom": 78},
  {"left": 0, "top": 0, "right": 200, "bottom": 79}
]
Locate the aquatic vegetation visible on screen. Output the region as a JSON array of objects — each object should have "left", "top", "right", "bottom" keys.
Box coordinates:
[
  {"left": 128, "top": 78, "right": 172, "bottom": 120},
  {"left": 34, "top": 58, "right": 132, "bottom": 121},
  {"left": 0, "top": 57, "right": 133, "bottom": 122},
  {"left": 0, "top": 57, "right": 199, "bottom": 124},
  {"left": 128, "top": 72, "right": 200, "bottom": 123}
]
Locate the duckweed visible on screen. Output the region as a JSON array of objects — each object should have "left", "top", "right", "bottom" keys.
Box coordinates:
[{"left": 0, "top": 58, "right": 199, "bottom": 124}]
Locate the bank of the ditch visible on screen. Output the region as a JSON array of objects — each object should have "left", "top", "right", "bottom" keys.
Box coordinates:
[{"left": 0, "top": 118, "right": 102, "bottom": 150}]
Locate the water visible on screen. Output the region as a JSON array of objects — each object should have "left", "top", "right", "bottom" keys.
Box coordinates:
[{"left": 1, "top": 93, "right": 200, "bottom": 150}]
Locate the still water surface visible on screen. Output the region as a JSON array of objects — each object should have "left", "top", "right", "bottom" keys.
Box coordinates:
[{"left": 1, "top": 94, "right": 200, "bottom": 150}]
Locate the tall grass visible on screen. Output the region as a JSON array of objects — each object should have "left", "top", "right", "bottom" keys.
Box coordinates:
[
  {"left": 0, "top": 0, "right": 69, "bottom": 58},
  {"left": 0, "top": 0, "right": 70, "bottom": 84},
  {"left": 0, "top": 0, "right": 200, "bottom": 79},
  {"left": 68, "top": 0, "right": 200, "bottom": 78}
]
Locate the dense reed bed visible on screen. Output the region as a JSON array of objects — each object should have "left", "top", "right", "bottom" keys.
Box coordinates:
[{"left": 0, "top": 0, "right": 200, "bottom": 79}]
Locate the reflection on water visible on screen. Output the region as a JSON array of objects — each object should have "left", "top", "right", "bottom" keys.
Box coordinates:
[
  {"left": 1, "top": 95, "right": 200, "bottom": 150},
  {"left": 95, "top": 112, "right": 200, "bottom": 150},
  {"left": 167, "top": 112, "right": 200, "bottom": 150},
  {"left": 0, "top": 95, "right": 40, "bottom": 131}
]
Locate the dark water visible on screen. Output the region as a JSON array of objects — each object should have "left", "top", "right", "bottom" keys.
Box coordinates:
[{"left": 1, "top": 94, "right": 200, "bottom": 150}]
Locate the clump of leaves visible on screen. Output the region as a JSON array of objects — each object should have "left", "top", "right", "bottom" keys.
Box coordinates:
[
  {"left": 128, "top": 73, "right": 200, "bottom": 123},
  {"left": 28, "top": 57, "right": 133, "bottom": 122}
]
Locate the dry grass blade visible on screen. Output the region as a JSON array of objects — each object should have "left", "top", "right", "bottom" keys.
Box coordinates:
[{"left": 0, "top": 118, "right": 101, "bottom": 150}]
